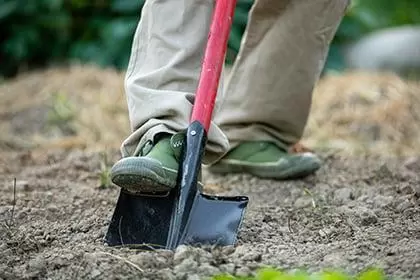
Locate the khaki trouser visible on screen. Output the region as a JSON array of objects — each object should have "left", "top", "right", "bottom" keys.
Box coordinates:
[{"left": 121, "top": 0, "right": 349, "bottom": 164}]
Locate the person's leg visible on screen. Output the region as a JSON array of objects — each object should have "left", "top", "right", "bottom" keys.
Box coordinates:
[
  {"left": 209, "top": 0, "right": 350, "bottom": 179},
  {"left": 111, "top": 0, "right": 230, "bottom": 194}
]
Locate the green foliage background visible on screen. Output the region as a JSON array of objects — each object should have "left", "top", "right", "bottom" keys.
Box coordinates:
[{"left": 1, "top": 0, "right": 419, "bottom": 78}]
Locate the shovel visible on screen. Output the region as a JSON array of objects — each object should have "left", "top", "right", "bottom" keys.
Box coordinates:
[{"left": 105, "top": 0, "right": 249, "bottom": 250}]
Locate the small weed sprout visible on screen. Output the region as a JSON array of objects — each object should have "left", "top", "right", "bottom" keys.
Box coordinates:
[
  {"left": 5, "top": 178, "right": 17, "bottom": 228},
  {"left": 99, "top": 151, "right": 112, "bottom": 189},
  {"left": 303, "top": 188, "right": 317, "bottom": 209}
]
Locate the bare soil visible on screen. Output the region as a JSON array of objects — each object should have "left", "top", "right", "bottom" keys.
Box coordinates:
[
  {"left": 1, "top": 66, "right": 419, "bottom": 279},
  {"left": 1, "top": 149, "right": 419, "bottom": 280}
]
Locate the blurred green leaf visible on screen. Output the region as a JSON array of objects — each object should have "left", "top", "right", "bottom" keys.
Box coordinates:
[
  {"left": 324, "top": 44, "right": 346, "bottom": 72},
  {"left": 111, "top": 0, "right": 144, "bottom": 13},
  {"left": 256, "top": 268, "right": 285, "bottom": 280},
  {"left": 0, "top": 0, "right": 19, "bottom": 21},
  {"left": 357, "top": 269, "right": 385, "bottom": 280},
  {"left": 101, "top": 18, "right": 137, "bottom": 43},
  {"left": 3, "top": 25, "right": 40, "bottom": 60},
  {"left": 69, "top": 41, "right": 102, "bottom": 62}
]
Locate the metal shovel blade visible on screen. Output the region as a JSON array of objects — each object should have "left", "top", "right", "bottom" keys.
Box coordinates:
[
  {"left": 180, "top": 193, "right": 248, "bottom": 246},
  {"left": 104, "top": 189, "right": 248, "bottom": 249}
]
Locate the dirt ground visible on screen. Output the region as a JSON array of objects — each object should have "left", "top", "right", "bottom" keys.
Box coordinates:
[
  {"left": 1, "top": 149, "right": 419, "bottom": 280},
  {"left": 0, "top": 66, "right": 419, "bottom": 280}
]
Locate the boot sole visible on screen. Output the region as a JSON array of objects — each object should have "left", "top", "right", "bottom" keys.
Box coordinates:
[{"left": 111, "top": 157, "right": 177, "bottom": 195}]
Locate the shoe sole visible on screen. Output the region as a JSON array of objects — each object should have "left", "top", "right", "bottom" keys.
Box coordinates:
[
  {"left": 111, "top": 157, "right": 177, "bottom": 195},
  {"left": 208, "top": 154, "right": 321, "bottom": 180}
]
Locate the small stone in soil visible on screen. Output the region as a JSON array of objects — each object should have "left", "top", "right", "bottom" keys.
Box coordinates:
[
  {"left": 173, "top": 245, "right": 191, "bottom": 264},
  {"left": 174, "top": 257, "right": 198, "bottom": 276},
  {"left": 322, "top": 252, "right": 348, "bottom": 267},
  {"left": 187, "top": 274, "right": 201, "bottom": 280},
  {"left": 90, "top": 269, "right": 101, "bottom": 278},
  {"left": 334, "top": 187, "right": 353, "bottom": 203},
  {"left": 356, "top": 207, "right": 378, "bottom": 226},
  {"left": 198, "top": 264, "right": 220, "bottom": 276},
  {"left": 294, "top": 196, "right": 313, "bottom": 208},
  {"left": 219, "top": 263, "right": 235, "bottom": 274},
  {"left": 235, "top": 266, "right": 252, "bottom": 277},
  {"left": 28, "top": 255, "right": 46, "bottom": 270}
]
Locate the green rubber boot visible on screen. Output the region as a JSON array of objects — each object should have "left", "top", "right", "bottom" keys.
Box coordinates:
[
  {"left": 111, "top": 133, "right": 184, "bottom": 194},
  {"left": 207, "top": 141, "right": 321, "bottom": 179}
]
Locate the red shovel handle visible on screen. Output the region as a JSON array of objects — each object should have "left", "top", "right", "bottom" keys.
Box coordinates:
[{"left": 190, "top": 0, "right": 237, "bottom": 132}]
